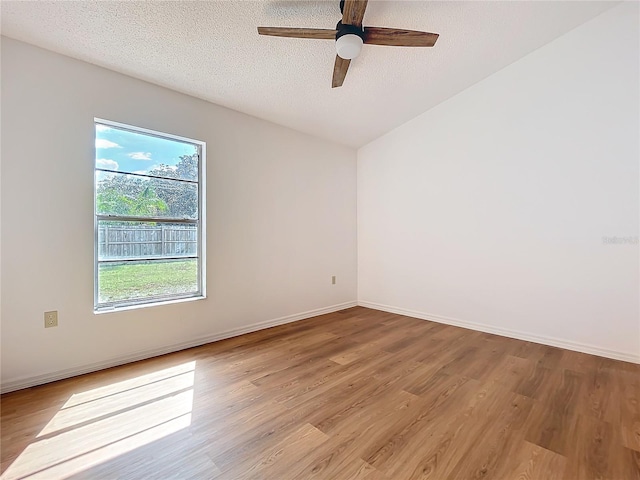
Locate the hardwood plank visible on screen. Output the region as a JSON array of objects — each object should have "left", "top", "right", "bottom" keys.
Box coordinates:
[
  {"left": 362, "top": 374, "right": 479, "bottom": 471},
  {"left": 289, "top": 391, "right": 416, "bottom": 479},
  {"left": 537, "top": 345, "right": 565, "bottom": 369},
  {"left": 442, "top": 389, "right": 534, "bottom": 479},
  {"left": 612, "top": 447, "right": 640, "bottom": 480},
  {"left": 617, "top": 368, "right": 640, "bottom": 452},
  {"left": 524, "top": 369, "right": 584, "bottom": 455},
  {"left": 578, "top": 367, "right": 618, "bottom": 424},
  {"left": 484, "top": 354, "right": 536, "bottom": 393},
  {"left": 563, "top": 414, "right": 618, "bottom": 480},
  {"left": 373, "top": 378, "right": 493, "bottom": 479},
  {"left": 501, "top": 441, "right": 567, "bottom": 480},
  {"left": 217, "top": 423, "right": 328, "bottom": 479},
  {"left": 515, "top": 362, "right": 560, "bottom": 401}
]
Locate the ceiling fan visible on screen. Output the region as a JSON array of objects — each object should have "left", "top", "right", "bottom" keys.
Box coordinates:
[{"left": 258, "top": 0, "right": 439, "bottom": 88}]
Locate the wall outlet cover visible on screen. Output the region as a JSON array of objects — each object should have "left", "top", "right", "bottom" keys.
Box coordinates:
[{"left": 44, "top": 311, "right": 58, "bottom": 328}]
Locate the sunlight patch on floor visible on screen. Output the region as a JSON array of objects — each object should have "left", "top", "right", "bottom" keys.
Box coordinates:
[
  {"left": 61, "top": 361, "right": 196, "bottom": 409},
  {"left": 2, "top": 362, "right": 195, "bottom": 480}
]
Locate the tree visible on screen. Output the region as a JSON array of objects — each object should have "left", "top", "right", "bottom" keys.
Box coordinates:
[
  {"left": 149, "top": 154, "right": 198, "bottom": 219},
  {"left": 96, "top": 188, "right": 134, "bottom": 216},
  {"left": 96, "top": 153, "right": 198, "bottom": 219},
  {"left": 130, "top": 186, "right": 168, "bottom": 216},
  {"left": 96, "top": 185, "right": 168, "bottom": 217},
  {"left": 150, "top": 154, "right": 197, "bottom": 181}
]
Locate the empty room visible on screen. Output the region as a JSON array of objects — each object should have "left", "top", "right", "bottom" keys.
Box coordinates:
[{"left": 1, "top": 0, "right": 638, "bottom": 479}]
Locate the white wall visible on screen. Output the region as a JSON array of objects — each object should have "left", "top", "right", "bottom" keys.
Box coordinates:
[
  {"left": 0, "top": 38, "right": 357, "bottom": 391},
  {"left": 358, "top": 2, "right": 640, "bottom": 362}
]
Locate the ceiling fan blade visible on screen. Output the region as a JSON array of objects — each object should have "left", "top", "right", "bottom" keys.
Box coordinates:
[
  {"left": 332, "top": 55, "right": 351, "bottom": 88},
  {"left": 257, "top": 27, "right": 337, "bottom": 40},
  {"left": 363, "top": 27, "right": 439, "bottom": 47},
  {"left": 342, "top": 0, "right": 368, "bottom": 27}
]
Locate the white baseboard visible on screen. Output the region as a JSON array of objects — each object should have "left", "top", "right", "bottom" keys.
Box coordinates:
[
  {"left": 1, "top": 301, "right": 357, "bottom": 394},
  {"left": 358, "top": 301, "right": 640, "bottom": 365}
]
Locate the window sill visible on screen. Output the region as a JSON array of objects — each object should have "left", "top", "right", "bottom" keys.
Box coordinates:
[{"left": 94, "top": 295, "right": 206, "bottom": 315}]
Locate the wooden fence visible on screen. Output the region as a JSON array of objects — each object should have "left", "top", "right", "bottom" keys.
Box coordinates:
[{"left": 98, "top": 225, "right": 197, "bottom": 259}]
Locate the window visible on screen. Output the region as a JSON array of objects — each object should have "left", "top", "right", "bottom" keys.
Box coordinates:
[{"left": 94, "top": 119, "right": 205, "bottom": 310}]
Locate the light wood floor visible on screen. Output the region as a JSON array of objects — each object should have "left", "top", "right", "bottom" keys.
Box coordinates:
[{"left": 2, "top": 307, "right": 639, "bottom": 479}]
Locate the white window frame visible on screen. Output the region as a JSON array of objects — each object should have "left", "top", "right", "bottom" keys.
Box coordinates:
[{"left": 93, "top": 118, "right": 206, "bottom": 312}]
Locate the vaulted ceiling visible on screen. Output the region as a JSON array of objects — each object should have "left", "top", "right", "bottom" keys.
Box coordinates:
[{"left": 1, "top": 1, "right": 617, "bottom": 147}]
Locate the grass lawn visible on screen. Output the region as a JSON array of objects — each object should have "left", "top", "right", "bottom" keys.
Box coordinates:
[{"left": 99, "top": 259, "right": 198, "bottom": 303}]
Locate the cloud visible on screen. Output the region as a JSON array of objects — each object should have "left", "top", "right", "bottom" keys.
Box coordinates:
[
  {"left": 96, "top": 138, "right": 121, "bottom": 149},
  {"left": 128, "top": 152, "right": 152, "bottom": 160},
  {"left": 95, "top": 124, "right": 112, "bottom": 133},
  {"left": 96, "top": 159, "right": 119, "bottom": 170}
]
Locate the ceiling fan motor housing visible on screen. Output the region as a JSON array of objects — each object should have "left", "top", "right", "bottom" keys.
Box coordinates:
[{"left": 335, "top": 21, "right": 365, "bottom": 59}]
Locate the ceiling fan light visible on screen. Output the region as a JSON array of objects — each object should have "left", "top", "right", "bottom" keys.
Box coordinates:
[{"left": 336, "top": 33, "right": 363, "bottom": 60}]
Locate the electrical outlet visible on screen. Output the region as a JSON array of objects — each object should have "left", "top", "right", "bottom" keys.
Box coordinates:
[
  {"left": 44, "top": 311, "right": 58, "bottom": 328},
  {"left": 332, "top": 276, "right": 336, "bottom": 285}
]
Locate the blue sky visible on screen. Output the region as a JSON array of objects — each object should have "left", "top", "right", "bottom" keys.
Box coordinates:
[{"left": 95, "top": 123, "right": 197, "bottom": 176}]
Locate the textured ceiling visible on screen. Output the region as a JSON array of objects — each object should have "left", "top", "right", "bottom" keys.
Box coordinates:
[{"left": 1, "top": 1, "right": 618, "bottom": 147}]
